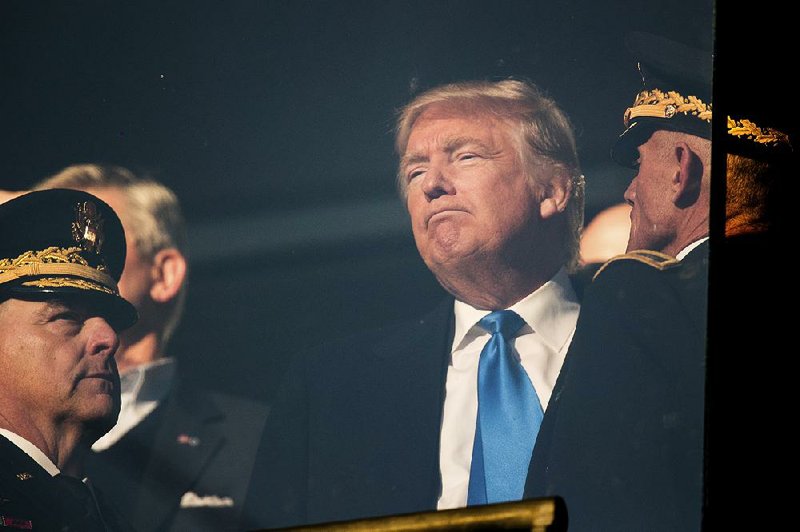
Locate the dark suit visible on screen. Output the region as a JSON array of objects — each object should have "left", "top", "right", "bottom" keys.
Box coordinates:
[
  {"left": 242, "top": 297, "right": 456, "bottom": 529},
  {"left": 243, "top": 272, "right": 591, "bottom": 530},
  {"left": 85, "top": 380, "right": 269, "bottom": 532},
  {"left": 525, "top": 242, "right": 709, "bottom": 531},
  {"left": 0, "top": 435, "right": 133, "bottom": 532}
]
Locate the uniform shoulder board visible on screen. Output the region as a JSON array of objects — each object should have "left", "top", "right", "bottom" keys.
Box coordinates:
[{"left": 592, "top": 249, "right": 680, "bottom": 282}]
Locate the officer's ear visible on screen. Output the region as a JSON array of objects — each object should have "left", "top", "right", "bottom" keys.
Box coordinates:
[
  {"left": 672, "top": 141, "right": 704, "bottom": 208},
  {"left": 149, "top": 248, "right": 187, "bottom": 304},
  {"left": 539, "top": 171, "right": 573, "bottom": 220}
]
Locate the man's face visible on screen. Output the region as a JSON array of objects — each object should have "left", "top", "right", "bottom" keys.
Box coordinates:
[
  {"left": 623, "top": 131, "right": 675, "bottom": 252},
  {"left": 0, "top": 297, "right": 121, "bottom": 436},
  {"left": 402, "top": 106, "right": 544, "bottom": 278}
]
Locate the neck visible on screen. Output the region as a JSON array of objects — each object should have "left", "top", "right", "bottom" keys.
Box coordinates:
[
  {"left": 663, "top": 203, "right": 709, "bottom": 257},
  {"left": 437, "top": 259, "right": 561, "bottom": 310},
  {"left": 117, "top": 330, "right": 163, "bottom": 374},
  {"left": 0, "top": 411, "right": 86, "bottom": 476}
]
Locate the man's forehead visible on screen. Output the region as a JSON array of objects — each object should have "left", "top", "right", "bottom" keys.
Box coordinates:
[
  {"left": 413, "top": 103, "right": 501, "bottom": 128},
  {"left": 406, "top": 113, "right": 506, "bottom": 153}
]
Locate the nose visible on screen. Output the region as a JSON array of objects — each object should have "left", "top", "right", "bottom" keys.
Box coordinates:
[
  {"left": 421, "top": 164, "right": 455, "bottom": 201},
  {"left": 623, "top": 177, "right": 637, "bottom": 206},
  {"left": 85, "top": 317, "right": 120, "bottom": 361}
]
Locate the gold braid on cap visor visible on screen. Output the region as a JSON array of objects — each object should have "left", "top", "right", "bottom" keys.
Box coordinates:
[
  {"left": 623, "top": 89, "right": 712, "bottom": 126},
  {"left": 727, "top": 117, "right": 792, "bottom": 148},
  {"left": 0, "top": 246, "right": 118, "bottom": 294},
  {"left": 624, "top": 89, "right": 792, "bottom": 149}
]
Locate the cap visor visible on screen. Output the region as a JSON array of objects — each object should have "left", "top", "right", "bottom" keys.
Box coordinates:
[{"left": 1, "top": 282, "right": 138, "bottom": 331}]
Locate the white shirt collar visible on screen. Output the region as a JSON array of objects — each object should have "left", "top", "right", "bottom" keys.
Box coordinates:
[
  {"left": 452, "top": 267, "right": 579, "bottom": 352},
  {"left": 676, "top": 237, "right": 709, "bottom": 261},
  {"left": 120, "top": 357, "right": 176, "bottom": 403},
  {"left": 0, "top": 429, "right": 60, "bottom": 476},
  {"left": 91, "top": 357, "right": 176, "bottom": 451}
]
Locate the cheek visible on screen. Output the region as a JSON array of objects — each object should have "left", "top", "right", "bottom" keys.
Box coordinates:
[
  {"left": 117, "top": 259, "right": 153, "bottom": 306},
  {"left": 405, "top": 193, "right": 426, "bottom": 229}
]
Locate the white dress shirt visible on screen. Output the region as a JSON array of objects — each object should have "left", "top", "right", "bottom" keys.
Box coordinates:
[
  {"left": 0, "top": 428, "right": 60, "bottom": 476},
  {"left": 676, "top": 237, "right": 709, "bottom": 261},
  {"left": 92, "top": 357, "right": 176, "bottom": 451},
  {"left": 437, "top": 268, "right": 581, "bottom": 509}
]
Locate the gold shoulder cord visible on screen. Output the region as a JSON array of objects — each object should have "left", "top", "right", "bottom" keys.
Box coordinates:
[{"left": 593, "top": 249, "right": 679, "bottom": 281}]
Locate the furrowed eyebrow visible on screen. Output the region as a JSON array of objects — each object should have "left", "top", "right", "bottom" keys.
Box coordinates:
[
  {"left": 400, "top": 153, "right": 428, "bottom": 171},
  {"left": 442, "top": 136, "right": 491, "bottom": 154},
  {"left": 30, "top": 299, "right": 67, "bottom": 321},
  {"left": 401, "top": 136, "right": 494, "bottom": 171}
]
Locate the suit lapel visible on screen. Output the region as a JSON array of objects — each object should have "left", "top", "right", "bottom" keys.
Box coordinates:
[
  {"left": 369, "top": 297, "right": 455, "bottom": 508},
  {"left": 130, "top": 386, "right": 225, "bottom": 531}
]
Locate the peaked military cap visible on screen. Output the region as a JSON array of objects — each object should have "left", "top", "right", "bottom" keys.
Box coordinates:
[
  {"left": 612, "top": 31, "right": 714, "bottom": 167},
  {"left": 613, "top": 31, "right": 793, "bottom": 167},
  {"left": 0, "top": 188, "right": 137, "bottom": 330}
]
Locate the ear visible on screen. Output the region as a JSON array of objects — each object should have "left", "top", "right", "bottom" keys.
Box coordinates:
[
  {"left": 149, "top": 248, "right": 187, "bottom": 304},
  {"left": 672, "top": 141, "right": 703, "bottom": 208},
  {"left": 539, "top": 173, "right": 573, "bottom": 220}
]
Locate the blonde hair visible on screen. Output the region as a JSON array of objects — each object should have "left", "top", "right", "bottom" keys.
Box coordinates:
[
  {"left": 36, "top": 164, "right": 188, "bottom": 344},
  {"left": 395, "top": 79, "right": 585, "bottom": 271}
]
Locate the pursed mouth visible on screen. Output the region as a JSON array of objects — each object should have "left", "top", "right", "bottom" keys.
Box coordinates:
[
  {"left": 426, "top": 208, "right": 466, "bottom": 226},
  {"left": 84, "top": 372, "right": 116, "bottom": 382}
]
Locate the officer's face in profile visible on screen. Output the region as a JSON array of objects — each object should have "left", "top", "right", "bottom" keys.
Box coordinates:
[
  {"left": 624, "top": 131, "right": 675, "bottom": 252},
  {"left": 0, "top": 296, "right": 121, "bottom": 438}
]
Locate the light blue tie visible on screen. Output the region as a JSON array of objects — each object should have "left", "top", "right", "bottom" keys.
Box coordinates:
[{"left": 467, "top": 310, "right": 544, "bottom": 505}]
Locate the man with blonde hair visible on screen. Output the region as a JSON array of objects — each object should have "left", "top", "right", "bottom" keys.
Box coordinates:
[
  {"left": 35, "top": 165, "right": 269, "bottom": 532},
  {"left": 244, "top": 79, "right": 584, "bottom": 528}
]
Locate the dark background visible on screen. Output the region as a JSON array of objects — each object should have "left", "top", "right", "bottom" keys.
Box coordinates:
[{"left": 1, "top": 0, "right": 712, "bottom": 402}]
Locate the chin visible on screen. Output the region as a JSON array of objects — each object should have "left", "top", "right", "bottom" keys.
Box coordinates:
[
  {"left": 82, "top": 410, "right": 119, "bottom": 443},
  {"left": 82, "top": 395, "right": 120, "bottom": 433}
]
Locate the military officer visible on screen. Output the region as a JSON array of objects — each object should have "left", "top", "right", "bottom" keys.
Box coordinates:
[
  {"left": 0, "top": 188, "right": 137, "bottom": 531},
  {"left": 525, "top": 32, "right": 713, "bottom": 531}
]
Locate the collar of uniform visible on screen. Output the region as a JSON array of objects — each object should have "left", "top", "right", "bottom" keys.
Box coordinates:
[
  {"left": 120, "top": 356, "right": 177, "bottom": 404},
  {"left": 0, "top": 429, "right": 60, "bottom": 476},
  {"left": 452, "top": 267, "right": 580, "bottom": 354},
  {"left": 676, "top": 237, "right": 709, "bottom": 261}
]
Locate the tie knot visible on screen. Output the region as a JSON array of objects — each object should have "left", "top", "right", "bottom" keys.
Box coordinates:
[{"left": 478, "top": 310, "right": 525, "bottom": 338}]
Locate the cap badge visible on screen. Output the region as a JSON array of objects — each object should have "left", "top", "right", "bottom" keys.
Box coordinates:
[{"left": 71, "top": 201, "right": 105, "bottom": 254}]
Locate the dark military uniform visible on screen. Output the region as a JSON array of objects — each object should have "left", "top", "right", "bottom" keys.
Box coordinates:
[
  {"left": 0, "top": 436, "right": 134, "bottom": 532},
  {"left": 0, "top": 189, "right": 137, "bottom": 531},
  {"left": 524, "top": 32, "right": 714, "bottom": 530},
  {"left": 525, "top": 243, "right": 708, "bottom": 530}
]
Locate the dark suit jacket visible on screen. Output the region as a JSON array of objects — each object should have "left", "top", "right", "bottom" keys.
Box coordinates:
[
  {"left": 525, "top": 242, "right": 709, "bottom": 531},
  {"left": 242, "top": 297, "right": 456, "bottom": 529},
  {"left": 0, "top": 435, "right": 133, "bottom": 532},
  {"left": 85, "top": 380, "right": 269, "bottom": 532}
]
